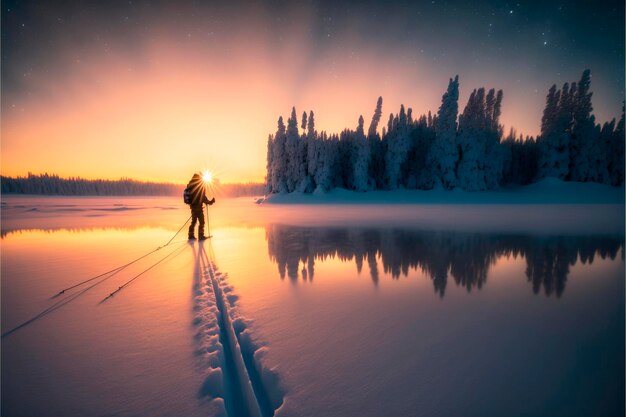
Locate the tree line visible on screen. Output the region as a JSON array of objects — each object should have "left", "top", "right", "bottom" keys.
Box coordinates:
[
  {"left": 1, "top": 173, "right": 265, "bottom": 197},
  {"left": 265, "top": 70, "right": 625, "bottom": 193}
]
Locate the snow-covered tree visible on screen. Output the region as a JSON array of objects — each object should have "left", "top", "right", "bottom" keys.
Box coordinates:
[
  {"left": 540, "top": 85, "right": 559, "bottom": 135},
  {"left": 423, "top": 75, "right": 460, "bottom": 189},
  {"left": 492, "top": 89, "right": 503, "bottom": 130},
  {"left": 456, "top": 87, "right": 505, "bottom": 191},
  {"left": 457, "top": 89, "right": 486, "bottom": 190},
  {"left": 501, "top": 129, "right": 517, "bottom": 184},
  {"left": 340, "top": 129, "right": 357, "bottom": 189},
  {"left": 385, "top": 105, "right": 412, "bottom": 189},
  {"left": 502, "top": 130, "right": 539, "bottom": 185},
  {"left": 368, "top": 96, "right": 383, "bottom": 137},
  {"left": 305, "top": 111, "right": 318, "bottom": 191},
  {"left": 307, "top": 110, "right": 315, "bottom": 137},
  {"left": 608, "top": 104, "right": 625, "bottom": 185},
  {"left": 405, "top": 116, "right": 433, "bottom": 189},
  {"left": 367, "top": 99, "right": 386, "bottom": 190},
  {"left": 485, "top": 88, "right": 496, "bottom": 128},
  {"left": 285, "top": 107, "right": 303, "bottom": 192},
  {"left": 537, "top": 83, "right": 573, "bottom": 180},
  {"left": 352, "top": 115, "right": 371, "bottom": 191},
  {"left": 569, "top": 70, "right": 606, "bottom": 182},
  {"left": 265, "top": 72, "right": 621, "bottom": 194},
  {"left": 483, "top": 89, "right": 506, "bottom": 189},
  {"left": 296, "top": 112, "right": 310, "bottom": 192},
  {"left": 271, "top": 117, "right": 288, "bottom": 193},
  {"left": 522, "top": 136, "right": 540, "bottom": 184},
  {"left": 301, "top": 111, "right": 308, "bottom": 130},
  {"left": 387, "top": 113, "right": 394, "bottom": 134},
  {"left": 265, "top": 134, "right": 274, "bottom": 194},
  {"left": 315, "top": 133, "right": 338, "bottom": 192},
  {"left": 599, "top": 118, "right": 616, "bottom": 181}
]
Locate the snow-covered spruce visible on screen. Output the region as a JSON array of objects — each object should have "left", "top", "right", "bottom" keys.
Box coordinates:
[{"left": 264, "top": 70, "right": 625, "bottom": 195}]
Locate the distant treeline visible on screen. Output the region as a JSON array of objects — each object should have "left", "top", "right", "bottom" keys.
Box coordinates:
[
  {"left": 266, "top": 69, "right": 625, "bottom": 194},
  {"left": 1, "top": 173, "right": 265, "bottom": 197},
  {"left": 1, "top": 173, "right": 180, "bottom": 196},
  {"left": 217, "top": 182, "right": 266, "bottom": 197}
]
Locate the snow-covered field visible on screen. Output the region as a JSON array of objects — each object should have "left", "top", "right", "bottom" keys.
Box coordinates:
[
  {"left": 2, "top": 196, "right": 624, "bottom": 417},
  {"left": 263, "top": 178, "right": 625, "bottom": 205}
]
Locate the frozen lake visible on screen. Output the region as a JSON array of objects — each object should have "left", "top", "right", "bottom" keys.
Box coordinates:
[{"left": 2, "top": 196, "right": 624, "bottom": 417}]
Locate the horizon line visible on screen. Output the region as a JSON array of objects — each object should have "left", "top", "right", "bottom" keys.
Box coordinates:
[{"left": 0, "top": 172, "right": 266, "bottom": 186}]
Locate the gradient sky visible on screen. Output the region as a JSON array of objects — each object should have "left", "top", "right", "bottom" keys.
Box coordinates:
[{"left": 2, "top": 0, "right": 624, "bottom": 183}]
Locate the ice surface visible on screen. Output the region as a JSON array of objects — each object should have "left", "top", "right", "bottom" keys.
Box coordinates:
[{"left": 1, "top": 196, "right": 624, "bottom": 417}]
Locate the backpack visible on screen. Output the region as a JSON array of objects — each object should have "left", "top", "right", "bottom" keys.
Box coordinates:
[{"left": 183, "top": 186, "right": 193, "bottom": 204}]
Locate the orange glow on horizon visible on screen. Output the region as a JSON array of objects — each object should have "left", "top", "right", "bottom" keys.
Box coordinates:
[{"left": 2, "top": 19, "right": 575, "bottom": 183}]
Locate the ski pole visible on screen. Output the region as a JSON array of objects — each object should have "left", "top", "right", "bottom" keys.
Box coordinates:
[{"left": 206, "top": 203, "right": 211, "bottom": 238}]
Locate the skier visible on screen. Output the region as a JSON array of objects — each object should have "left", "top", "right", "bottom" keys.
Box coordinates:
[{"left": 184, "top": 173, "right": 216, "bottom": 240}]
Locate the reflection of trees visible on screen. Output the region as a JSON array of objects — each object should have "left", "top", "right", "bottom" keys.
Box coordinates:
[
  {"left": 265, "top": 225, "right": 624, "bottom": 298},
  {"left": 524, "top": 238, "right": 576, "bottom": 297},
  {"left": 523, "top": 236, "right": 623, "bottom": 297}
]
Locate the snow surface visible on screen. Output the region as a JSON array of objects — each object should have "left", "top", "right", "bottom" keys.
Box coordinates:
[
  {"left": 2, "top": 196, "right": 624, "bottom": 417},
  {"left": 263, "top": 178, "right": 625, "bottom": 205}
]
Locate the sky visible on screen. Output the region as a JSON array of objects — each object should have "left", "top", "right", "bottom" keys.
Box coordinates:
[{"left": 2, "top": 0, "right": 624, "bottom": 183}]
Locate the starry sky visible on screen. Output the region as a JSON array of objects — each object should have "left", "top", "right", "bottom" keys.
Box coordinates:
[{"left": 2, "top": 0, "right": 624, "bottom": 183}]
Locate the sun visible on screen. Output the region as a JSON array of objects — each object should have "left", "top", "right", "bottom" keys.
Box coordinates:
[{"left": 202, "top": 170, "right": 213, "bottom": 184}]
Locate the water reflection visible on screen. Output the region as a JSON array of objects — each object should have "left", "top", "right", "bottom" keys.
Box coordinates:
[{"left": 266, "top": 225, "right": 624, "bottom": 297}]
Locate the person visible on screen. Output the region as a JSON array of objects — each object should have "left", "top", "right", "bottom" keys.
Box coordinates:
[{"left": 185, "top": 173, "right": 215, "bottom": 240}]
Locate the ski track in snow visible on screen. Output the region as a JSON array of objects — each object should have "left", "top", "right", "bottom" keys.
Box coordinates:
[{"left": 192, "top": 242, "right": 284, "bottom": 417}]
